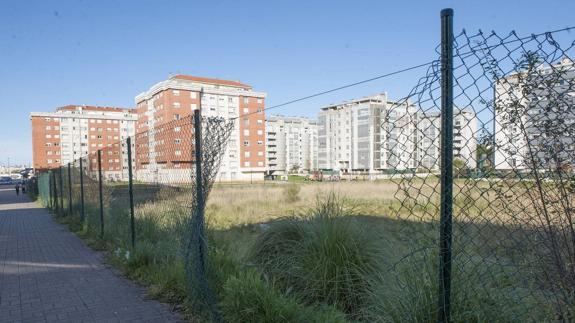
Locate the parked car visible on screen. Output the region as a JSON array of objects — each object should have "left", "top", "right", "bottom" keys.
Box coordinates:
[{"left": 0, "top": 176, "right": 12, "bottom": 185}]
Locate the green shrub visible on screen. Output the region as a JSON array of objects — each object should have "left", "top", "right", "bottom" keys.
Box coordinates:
[
  {"left": 284, "top": 184, "right": 301, "bottom": 203},
  {"left": 250, "top": 193, "right": 381, "bottom": 316},
  {"left": 364, "top": 249, "right": 546, "bottom": 323},
  {"left": 221, "top": 269, "right": 346, "bottom": 323}
]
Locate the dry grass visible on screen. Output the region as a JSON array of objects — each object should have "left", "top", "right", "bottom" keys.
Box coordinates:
[{"left": 205, "top": 181, "right": 405, "bottom": 229}]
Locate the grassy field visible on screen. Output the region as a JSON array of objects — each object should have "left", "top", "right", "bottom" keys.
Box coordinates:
[{"left": 46, "top": 177, "right": 569, "bottom": 322}]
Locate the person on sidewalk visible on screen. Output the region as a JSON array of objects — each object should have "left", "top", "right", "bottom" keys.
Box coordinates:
[
  {"left": 15, "top": 184, "right": 20, "bottom": 196},
  {"left": 21, "top": 184, "right": 26, "bottom": 194}
]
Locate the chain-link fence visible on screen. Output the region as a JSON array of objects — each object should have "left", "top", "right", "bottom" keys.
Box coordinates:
[
  {"left": 37, "top": 111, "right": 234, "bottom": 320},
  {"left": 34, "top": 9, "right": 575, "bottom": 322},
  {"left": 382, "top": 10, "right": 575, "bottom": 322}
]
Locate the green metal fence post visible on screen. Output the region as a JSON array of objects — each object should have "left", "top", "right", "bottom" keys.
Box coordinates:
[
  {"left": 59, "top": 167, "right": 64, "bottom": 212},
  {"left": 193, "top": 109, "right": 206, "bottom": 269},
  {"left": 68, "top": 163, "right": 72, "bottom": 216},
  {"left": 98, "top": 150, "right": 104, "bottom": 238},
  {"left": 439, "top": 8, "right": 454, "bottom": 323},
  {"left": 79, "top": 157, "right": 85, "bottom": 221},
  {"left": 52, "top": 171, "right": 58, "bottom": 212},
  {"left": 127, "top": 137, "right": 136, "bottom": 249}
]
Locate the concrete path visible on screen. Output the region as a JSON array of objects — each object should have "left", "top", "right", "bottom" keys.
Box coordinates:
[{"left": 0, "top": 187, "right": 181, "bottom": 322}]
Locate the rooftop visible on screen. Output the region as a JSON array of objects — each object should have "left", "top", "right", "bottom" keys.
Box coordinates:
[
  {"left": 170, "top": 75, "right": 252, "bottom": 89},
  {"left": 56, "top": 105, "right": 134, "bottom": 113}
]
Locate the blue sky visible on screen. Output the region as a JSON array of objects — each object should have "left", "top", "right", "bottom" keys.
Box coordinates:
[{"left": 1, "top": 0, "right": 574, "bottom": 165}]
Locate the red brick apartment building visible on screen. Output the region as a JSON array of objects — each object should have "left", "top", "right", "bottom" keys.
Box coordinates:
[
  {"left": 134, "top": 75, "right": 267, "bottom": 182},
  {"left": 30, "top": 105, "right": 137, "bottom": 179}
]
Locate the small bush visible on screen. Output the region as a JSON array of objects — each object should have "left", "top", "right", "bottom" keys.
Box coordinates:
[
  {"left": 250, "top": 193, "right": 380, "bottom": 316},
  {"left": 284, "top": 184, "right": 301, "bottom": 203},
  {"left": 221, "top": 269, "right": 346, "bottom": 323}
]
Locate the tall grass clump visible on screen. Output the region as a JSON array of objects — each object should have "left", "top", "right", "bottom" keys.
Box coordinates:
[
  {"left": 284, "top": 183, "right": 301, "bottom": 203},
  {"left": 250, "top": 193, "right": 381, "bottom": 317},
  {"left": 221, "top": 268, "right": 346, "bottom": 323},
  {"left": 364, "top": 249, "right": 546, "bottom": 322}
]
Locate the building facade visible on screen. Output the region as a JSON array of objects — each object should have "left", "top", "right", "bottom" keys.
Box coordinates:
[
  {"left": 30, "top": 105, "right": 137, "bottom": 179},
  {"left": 418, "top": 108, "right": 478, "bottom": 170},
  {"left": 266, "top": 115, "right": 318, "bottom": 175},
  {"left": 134, "top": 75, "right": 267, "bottom": 182},
  {"left": 318, "top": 93, "right": 477, "bottom": 174},
  {"left": 494, "top": 57, "right": 575, "bottom": 170}
]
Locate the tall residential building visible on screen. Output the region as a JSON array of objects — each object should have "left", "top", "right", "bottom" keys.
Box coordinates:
[
  {"left": 417, "top": 108, "right": 478, "bottom": 169},
  {"left": 495, "top": 57, "right": 575, "bottom": 170},
  {"left": 266, "top": 115, "right": 318, "bottom": 175},
  {"left": 318, "top": 93, "right": 413, "bottom": 172},
  {"left": 318, "top": 93, "right": 477, "bottom": 173},
  {"left": 134, "top": 75, "right": 267, "bottom": 182},
  {"left": 30, "top": 105, "right": 137, "bottom": 178}
]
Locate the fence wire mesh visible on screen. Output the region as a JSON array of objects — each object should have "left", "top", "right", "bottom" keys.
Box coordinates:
[{"left": 384, "top": 29, "right": 575, "bottom": 321}]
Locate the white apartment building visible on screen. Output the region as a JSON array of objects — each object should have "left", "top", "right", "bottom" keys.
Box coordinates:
[
  {"left": 318, "top": 93, "right": 417, "bottom": 173},
  {"left": 134, "top": 75, "right": 267, "bottom": 183},
  {"left": 30, "top": 105, "right": 137, "bottom": 180},
  {"left": 318, "top": 93, "right": 478, "bottom": 173},
  {"left": 495, "top": 57, "right": 575, "bottom": 170},
  {"left": 417, "top": 108, "right": 478, "bottom": 170},
  {"left": 266, "top": 115, "right": 318, "bottom": 175}
]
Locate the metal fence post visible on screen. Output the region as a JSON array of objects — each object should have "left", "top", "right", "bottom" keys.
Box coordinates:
[
  {"left": 59, "top": 167, "right": 64, "bottom": 212},
  {"left": 127, "top": 137, "right": 136, "bottom": 249},
  {"left": 53, "top": 171, "right": 58, "bottom": 212},
  {"left": 439, "top": 8, "right": 454, "bottom": 323},
  {"left": 79, "top": 157, "right": 85, "bottom": 222},
  {"left": 193, "top": 109, "right": 206, "bottom": 267},
  {"left": 68, "top": 163, "right": 72, "bottom": 216},
  {"left": 49, "top": 171, "right": 54, "bottom": 209},
  {"left": 98, "top": 150, "right": 104, "bottom": 238}
]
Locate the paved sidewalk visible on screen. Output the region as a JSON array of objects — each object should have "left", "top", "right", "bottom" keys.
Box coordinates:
[{"left": 0, "top": 187, "right": 181, "bottom": 322}]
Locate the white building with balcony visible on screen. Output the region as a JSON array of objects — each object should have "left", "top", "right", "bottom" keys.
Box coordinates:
[{"left": 266, "top": 115, "right": 317, "bottom": 175}]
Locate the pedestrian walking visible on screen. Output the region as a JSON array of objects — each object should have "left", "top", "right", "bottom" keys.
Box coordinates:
[
  {"left": 15, "top": 184, "right": 20, "bottom": 196},
  {"left": 22, "top": 184, "right": 26, "bottom": 194}
]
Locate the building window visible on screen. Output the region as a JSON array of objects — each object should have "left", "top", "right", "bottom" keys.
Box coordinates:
[
  {"left": 174, "top": 126, "right": 181, "bottom": 132},
  {"left": 257, "top": 151, "right": 263, "bottom": 156},
  {"left": 243, "top": 129, "right": 250, "bottom": 136},
  {"left": 243, "top": 140, "right": 249, "bottom": 147},
  {"left": 174, "top": 102, "right": 181, "bottom": 108},
  {"left": 46, "top": 135, "right": 52, "bottom": 138},
  {"left": 257, "top": 130, "right": 263, "bottom": 135},
  {"left": 243, "top": 108, "right": 249, "bottom": 114},
  {"left": 174, "top": 114, "right": 181, "bottom": 120},
  {"left": 175, "top": 139, "right": 181, "bottom": 144},
  {"left": 191, "top": 92, "right": 197, "bottom": 99},
  {"left": 173, "top": 90, "right": 180, "bottom": 96},
  {"left": 191, "top": 103, "right": 197, "bottom": 110},
  {"left": 257, "top": 119, "right": 263, "bottom": 124},
  {"left": 245, "top": 151, "right": 251, "bottom": 158},
  {"left": 257, "top": 140, "right": 263, "bottom": 145},
  {"left": 244, "top": 161, "right": 250, "bottom": 167},
  {"left": 257, "top": 98, "right": 263, "bottom": 104},
  {"left": 243, "top": 97, "right": 249, "bottom": 104},
  {"left": 258, "top": 161, "right": 264, "bottom": 166},
  {"left": 175, "top": 150, "right": 182, "bottom": 156}
]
